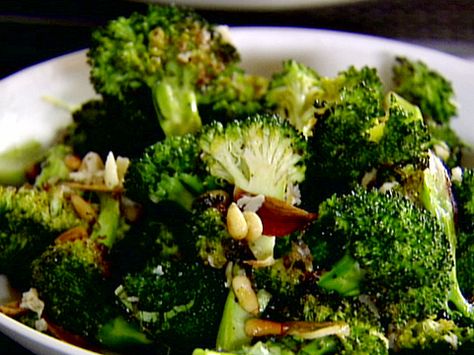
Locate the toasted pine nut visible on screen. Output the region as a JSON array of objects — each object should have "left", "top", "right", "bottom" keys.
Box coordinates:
[
  {"left": 55, "top": 226, "right": 88, "bottom": 244},
  {"left": 116, "top": 156, "right": 130, "bottom": 184},
  {"left": 227, "top": 203, "right": 248, "bottom": 240},
  {"left": 64, "top": 154, "right": 82, "bottom": 171},
  {"left": 80, "top": 152, "right": 104, "bottom": 173},
  {"left": 70, "top": 194, "right": 97, "bottom": 222},
  {"left": 244, "top": 318, "right": 286, "bottom": 337},
  {"left": 243, "top": 211, "right": 263, "bottom": 242},
  {"left": 104, "top": 152, "right": 119, "bottom": 189},
  {"left": 232, "top": 275, "right": 259, "bottom": 315}
]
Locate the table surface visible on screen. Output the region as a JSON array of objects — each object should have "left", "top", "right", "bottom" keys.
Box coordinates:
[{"left": 1, "top": 0, "right": 473, "bottom": 353}]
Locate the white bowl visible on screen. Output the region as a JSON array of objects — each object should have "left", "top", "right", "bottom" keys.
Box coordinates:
[
  {"left": 1, "top": 27, "right": 473, "bottom": 355},
  {"left": 130, "top": 0, "right": 370, "bottom": 11}
]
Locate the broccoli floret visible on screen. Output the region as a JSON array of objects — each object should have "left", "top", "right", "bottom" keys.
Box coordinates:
[
  {"left": 125, "top": 133, "right": 224, "bottom": 212},
  {"left": 392, "top": 317, "right": 474, "bottom": 354},
  {"left": 33, "top": 144, "right": 73, "bottom": 188},
  {"left": 110, "top": 204, "right": 182, "bottom": 276},
  {"left": 199, "top": 114, "right": 309, "bottom": 203},
  {"left": 0, "top": 185, "right": 85, "bottom": 286},
  {"left": 310, "top": 66, "right": 385, "bottom": 200},
  {"left": 198, "top": 66, "right": 269, "bottom": 124},
  {"left": 305, "top": 187, "right": 454, "bottom": 325},
  {"left": 252, "top": 241, "right": 313, "bottom": 306},
  {"left": 88, "top": 5, "right": 239, "bottom": 137},
  {"left": 300, "top": 294, "right": 389, "bottom": 354},
  {"left": 190, "top": 205, "right": 233, "bottom": 269},
  {"left": 375, "top": 92, "right": 430, "bottom": 166},
  {"left": 265, "top": 60, "right": 323, "bottom": 138},
  {"left": 66, "top": 96, "right": 162, "bottom": 159},
  {"left": 391, "top": 56, "right": 464, "bottom": 167},
  {"left": 116, "top": 259, "right": 228, "bottom": 353},
  {"left": 392, "top": 56, "right": 458, "bottom": 125},
  {"left": 31, "top": 192, "right": 148, "bottom": 349},
  {"left": 310, "top": 66, "right": 434, "bottom": 203}
]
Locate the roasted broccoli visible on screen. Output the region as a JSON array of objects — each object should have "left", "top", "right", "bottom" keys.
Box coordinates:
[
  {"left": 33, "top": 144, "right": 73, "bottom": 188},
  {"left": 391, "top": 317, "right": 474, "bottom": 354},
  {"left": 265, "top": 60, "right": 323, "bottom": 138},
  {"left": 310, "top": 66, "right": 433, "bottom": 203},
  {"left": 116, "top": 259, "right": 228, "bottom": 353},
  {"left": 0, "top": 185, "right": 86, "bottom": 286},
  {"left": 189, "top": 196, "right": 235, "bottom": 268},
  {"left": 30, "top": 192, "right": 148, "bottom": 350},
  {"left": 392, "top": 56, "right": 457, "bottom": 125},
  {"left": 199, "top": 113, "right": 309, "bottom": 204},
  {"left": 124, "top": 133, "right": 224, "bottom": 212},
  {"left": 88, "top": 5, "right": 239, "bottom": 137},
  {"left": 392, "top": 56, "right": 464, "bottom": 167},
  {"left": 305, "top": 187, "right": 456, "bottom": 325},
  {"left": 309, "top": 66, "right": 385, "bottom": 201},
  {"left": 65, "top": 96, "right": 162, "bottom": 159},
  {"left": 198, "top": 66, "right": 269, "bottom": 124}
]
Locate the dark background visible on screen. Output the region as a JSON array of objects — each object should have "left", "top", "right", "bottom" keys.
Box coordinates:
[
  {"left": 1, "top": 0, "right": 474, "bottom": 80},
  {"left": 1, "top": 0, "right": 473, "bottom": 353}
]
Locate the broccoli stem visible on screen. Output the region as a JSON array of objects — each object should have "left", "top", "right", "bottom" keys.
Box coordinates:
[
  {"left": 448, "top": 268, "right": 474, "bottom": 318},
  {"left": 157, "top": 175, "right": 197, "bottom": 212},
  {"left": 97, "top": 316, "right": 152, "bottom": 349},
  {"left": 90, "top": 193, "right": 123, "bottom": 248},
  {"left": 216, "top": 290, "right": 253, "bottom": 352},
  {"left": 421, "top": 152, "right": 474, "bottom": 321},
  {"left": 317, "top": 254, "right": 364, "bottom": 297},
  {"left": 153, "top": 77, "right": 202, "bottom": 137}
]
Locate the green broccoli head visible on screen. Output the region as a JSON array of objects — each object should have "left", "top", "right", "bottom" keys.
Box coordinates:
[
  {"left": 301, "top": 294, "right": 389, "bottom": 354},
  {"left": 375, "top": 92, "right": 431, "bottom": 166},
  {"left": 0, "top": 185, "right": 86, "bottom": 286},
  {"left": 66, "top": 96, "right": 162, "bottom": 159},
  {"left": 88, "top": 5, "right": 239, "bottom": 137},
  {"left": 252, "top": 240, "right": 313, "bottom": 303},
  {"left": 31, "top": 236, "right": 114, "bottom": 339},
  {"left": 392, "top": 56, "right": 457, "bottom": 125},
  {"left": 110, "top": 206, "right": 182, "bottom": 276},
  {"left": 34, "top": 144, "right": 73, "bottom": 188},
  {"left": 391, "top": 317, "right": 474, "bottom": 353},
  {"left": 265, "top": 60, "right": 323, "bottom": 138},
  {"left": 199, "top": 114, "right": 309, "bottom": 203},
  {"left": 30, "top": 192, "right": 148, "bottom": 348},
  {"left": 198, "top": 66, "right": 269, "bottom": 124},
  {"left": 305, "top": 188, "right": 454, "bottom": 325},
  {"left": 125, "top": 133, "right": 224, "bottom": 211},
  {"left": 116, "top": 260, "right": 228, "bottom": 353},
  {"left": 190, "top": 206, "right": 233, "bottom": 269},
  {"left": 310, "top": 66, "right": 435, "bottom": 203},
  {"left": 310, "top": 66, "right": 385, "bottom": 200}
]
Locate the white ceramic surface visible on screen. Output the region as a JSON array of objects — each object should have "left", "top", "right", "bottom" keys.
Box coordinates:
[{"left": 0, "top": 27, "right": 473, "bottom": 355}]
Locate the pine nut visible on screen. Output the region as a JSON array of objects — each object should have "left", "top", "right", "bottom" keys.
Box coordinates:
[
  {"left": 232, "top": 275, "right": 259, "bottom": 315},
  {"left": 227, "top": 202, "right": 248, "bottom": 240},
  {"left": 243, "top": 211, "right": 263, "bottom": 242},
  {"left": 70, "top": 194, "right": 97, "bottom": 222}
]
